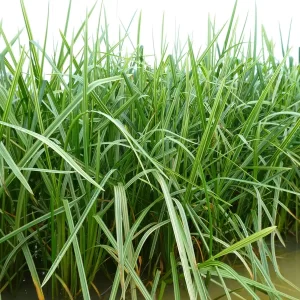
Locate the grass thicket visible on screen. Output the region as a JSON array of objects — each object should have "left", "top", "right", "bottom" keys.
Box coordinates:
[{"left": 1, "top": 0, "right": 300, "bottom": 299}]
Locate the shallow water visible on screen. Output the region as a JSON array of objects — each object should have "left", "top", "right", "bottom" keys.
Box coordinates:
[
  {"left": 2, "top": 240, "right": 300, "bottom": 299},
  {"left": 208, "top": 244, "right": 300, "bottom": 299},
  {"left": 162, "top": 239, "right": 300, "bottom": 299},
  {"left": 213, "top": 239, "right": 300, "bottom": 300}
]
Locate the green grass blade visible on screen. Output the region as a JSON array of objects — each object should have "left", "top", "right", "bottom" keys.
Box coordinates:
[{"left": 0, "top": 142, "right": 33, "bottom": 194}]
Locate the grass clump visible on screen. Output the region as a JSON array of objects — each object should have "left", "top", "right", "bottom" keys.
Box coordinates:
[{"left": 1, "top": 0, "right": 300, "bottom": 299}]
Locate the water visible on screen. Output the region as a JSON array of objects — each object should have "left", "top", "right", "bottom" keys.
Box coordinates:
[
  {"left": 208, "top": 242, "right": 300, "bottom": 299},
  {"left": 162, "top": 239, "right": 300, "bottom": 299},
  {"left": 2, "top": 240, "right": 300, "bottom": 299}
]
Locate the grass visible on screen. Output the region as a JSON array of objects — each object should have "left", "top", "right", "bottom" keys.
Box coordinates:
[{"left": 1, "top": 0, "right": 300, "bottom": 299}]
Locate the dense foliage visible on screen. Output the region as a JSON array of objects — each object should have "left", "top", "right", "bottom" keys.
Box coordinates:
[{"left": 1, "top": 1, "right": 300, "bottom": 299}]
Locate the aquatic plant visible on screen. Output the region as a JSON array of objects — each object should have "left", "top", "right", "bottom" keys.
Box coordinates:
[{"left": 0, "top": 0, "right": 300, "bottom": 299}]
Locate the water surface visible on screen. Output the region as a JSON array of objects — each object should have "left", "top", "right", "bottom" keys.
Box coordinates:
[{"left": 2, "top": 239, "right": 300, "bottom": 299}]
